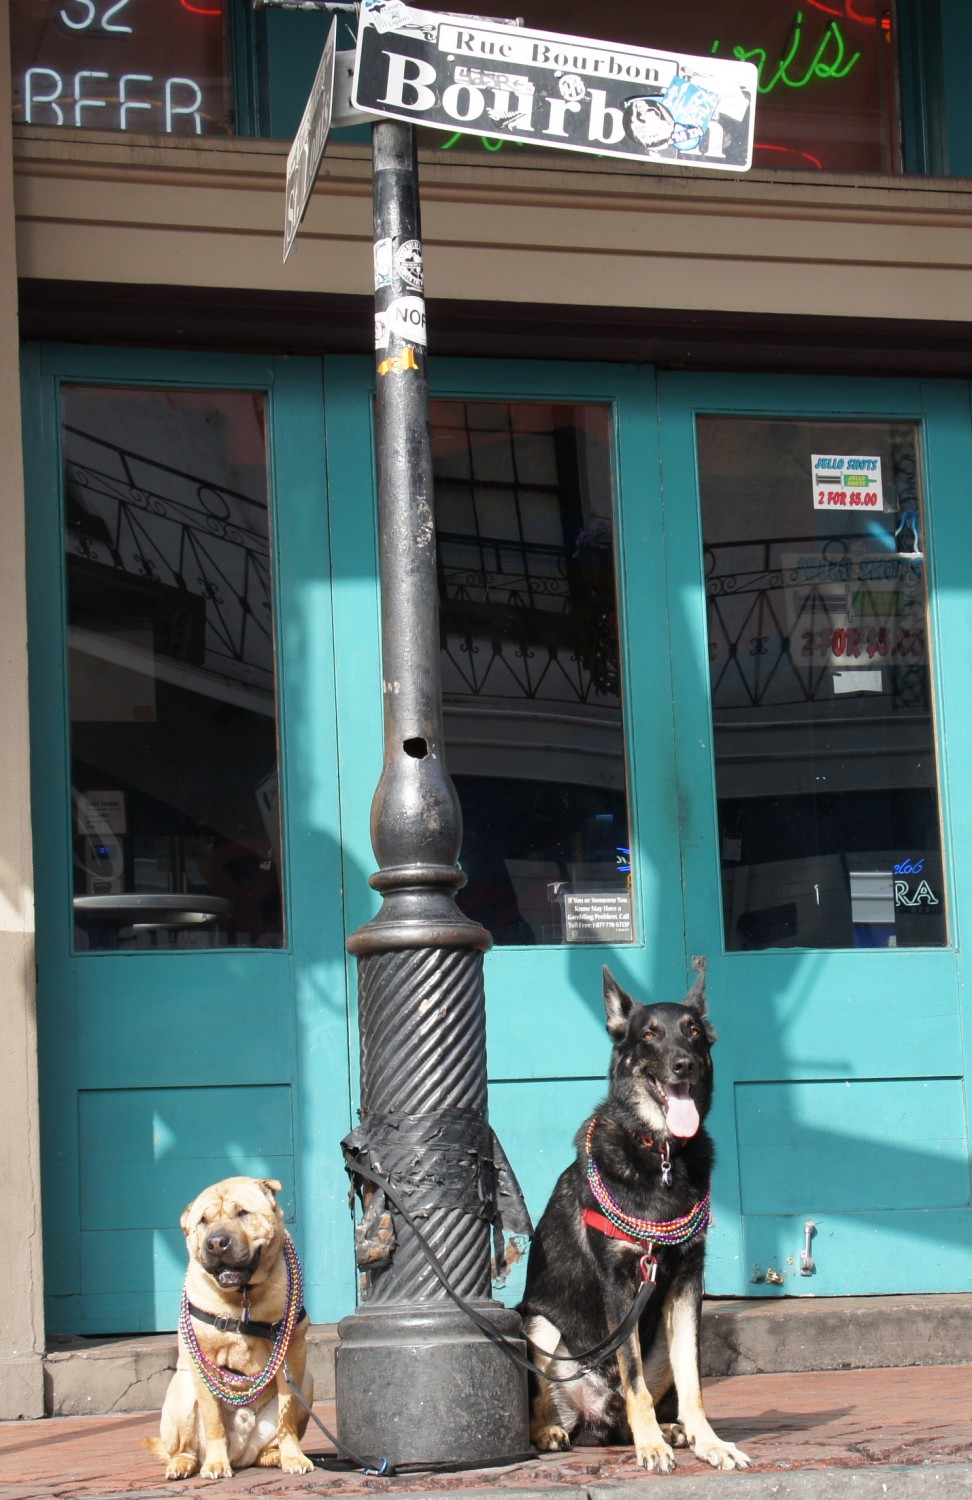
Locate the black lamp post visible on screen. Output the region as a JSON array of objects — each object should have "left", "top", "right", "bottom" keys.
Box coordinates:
[{"left": 335, "top": 118, "right": 530, "bottom": 1471}]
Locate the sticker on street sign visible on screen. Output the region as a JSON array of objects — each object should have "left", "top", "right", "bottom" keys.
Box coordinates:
[
  {"left": 285, "top": 17, "right": 338, "bottom": 262},
  {"left": 353, "top": 2, "right": 757, "bottom": 171}
]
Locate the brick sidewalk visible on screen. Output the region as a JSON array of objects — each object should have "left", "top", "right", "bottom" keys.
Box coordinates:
[{"left": 0, "top": 1365, "right": 969, "bottom": 1499}]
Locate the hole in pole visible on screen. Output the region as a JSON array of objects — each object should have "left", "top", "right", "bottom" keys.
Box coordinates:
[{"left": 403, "top": 737, "right": 429, "bottom": 759}]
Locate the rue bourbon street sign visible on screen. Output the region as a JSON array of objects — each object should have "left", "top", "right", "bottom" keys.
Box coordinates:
[{"left": 352, "top": 0, "right": 757, "bottom": 172}]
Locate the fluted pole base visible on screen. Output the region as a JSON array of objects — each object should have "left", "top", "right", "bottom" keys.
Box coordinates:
[{"left": 336, "top": 1304, "right": 529, "bottom": 1470}]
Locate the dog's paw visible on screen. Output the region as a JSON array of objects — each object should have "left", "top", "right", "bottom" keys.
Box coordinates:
[
  {"left": 693, "top": 1437, "right": 751, "bottom": 1471},
  {"left": 659, "top": 1421, "right": 688, "bottom": 1449},
  {"left": 163, "top": 1453, "right": 199, "bottom": 1480},
  {"left": 199, "top": 1459, "right": 234, "bottom": 1479},
  {"left": 634, "top": 1439, "right": 676, "bottom": 1473},
  {"left": 531, "top": 1423, "right": 572, "bottom": 1452},
  {"left": 280, "top": 1451, "right": 315, "bottom": 1475}
]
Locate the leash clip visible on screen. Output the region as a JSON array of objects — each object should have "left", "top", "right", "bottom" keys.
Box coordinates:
[
  {"left": 660, "top": 1149, "right": 673, "bottom": 1188},
  {"left": 639, "top": 1248, "right": 658, "bottom": 1285}
]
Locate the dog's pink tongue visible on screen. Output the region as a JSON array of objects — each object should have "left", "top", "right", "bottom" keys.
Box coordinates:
[{"left": 666, "top": 1084, "right": 700, "bottom": 1139}]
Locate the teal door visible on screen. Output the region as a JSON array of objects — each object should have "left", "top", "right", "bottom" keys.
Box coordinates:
[
  {"left": 384, "top": 362, "right": 972, "bottom": 1305},
  {"left": 318, "top": 358, "right": 694, "bottom": 1306},
  {"left": 23, "top": 346, "right": 356, "bottom": 1333},
  {"left": 658, "top": 374, "right": 972, "bottom": 1296},
  {"left": 418, "top": 362, "right": 691, "bottom": 1300},
  {"left": 25, "top": 347, "right": 972, "bottom": 1330}
]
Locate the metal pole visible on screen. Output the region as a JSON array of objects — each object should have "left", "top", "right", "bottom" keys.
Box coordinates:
[{"left": 335, "top": 118, "right": 530, "bottom": 1471}]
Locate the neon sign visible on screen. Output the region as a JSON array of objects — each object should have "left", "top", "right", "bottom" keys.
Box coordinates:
[
  {"left": 805, "top": 0, "right": 889, "bottom": 27},
  {"left": 25, "top": 69, "right": 205, "bottom": 131},
  {"left": 13, "top": 0, "right": 228, "bottom": 136},
  {"left": 710, "top": 13, "right": 861, "bottom": 94},
  {"left": 59, "top": 0, "right": 132, "bottom": 32}
]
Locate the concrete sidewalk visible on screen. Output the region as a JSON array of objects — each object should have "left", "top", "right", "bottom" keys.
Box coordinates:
[{"left": 1, "top": 1363, "right": 970, "bottom": 1500}]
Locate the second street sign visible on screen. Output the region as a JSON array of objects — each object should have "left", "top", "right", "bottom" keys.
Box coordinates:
[
  {"left": 285, "top": 17, "right": 338, "bottom": 261},
  {"left": 353, "top": 1, "right": 757, "bottom": 172}
]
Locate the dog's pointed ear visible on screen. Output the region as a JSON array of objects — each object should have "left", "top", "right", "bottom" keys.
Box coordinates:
[
  {"left": 683, "top": 955, "right": 716, "bottom": 1041},
  {"left": 683, "top": 955, "right": 708, "bottom": 1014},
  {"left": 257, "top": 1178, "right": 283, "bottom": 1203},
  {"left": 603, "top": 966, "right": 635, "bottom": 1041}
]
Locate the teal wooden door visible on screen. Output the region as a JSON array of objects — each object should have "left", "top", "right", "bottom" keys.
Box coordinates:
[
  {"left": 658, "top": 373, "right": 972, "bottom": 1297},
  {"left": 319, "top": 358, "right": 696, "bottom": 1307},
  {"left": 28, "top": 346, "right": 972, "bottom": 1332},
  {"left": 23, "top": 346, "right": 355, "bottom": 1333}
]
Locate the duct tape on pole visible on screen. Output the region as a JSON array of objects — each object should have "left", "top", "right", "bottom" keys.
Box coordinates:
[{"left": 353, "top": 1, "right": 757, "bottom": 171}]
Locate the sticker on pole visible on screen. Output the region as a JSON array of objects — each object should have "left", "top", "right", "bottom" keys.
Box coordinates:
[
  {"left": 353, "top": 3, "right": 757, "bottom": 170},
  {"left": 285, "top": 17, "right": 338, "bottom": 262}
]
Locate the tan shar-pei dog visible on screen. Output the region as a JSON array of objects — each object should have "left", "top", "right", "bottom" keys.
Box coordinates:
[{"left": 146, "top": 1176, "right": 314, "bottom": 1480}]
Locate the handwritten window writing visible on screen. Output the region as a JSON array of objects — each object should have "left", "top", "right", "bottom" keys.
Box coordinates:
[{"left": 11, "top": 0, "right": 232, "bottom": 136}]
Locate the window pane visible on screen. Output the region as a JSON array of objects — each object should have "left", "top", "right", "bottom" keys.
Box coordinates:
[
  {"left": 64, "top": 386, "right": 283, "bottom": 951},
  {"left": 11, "top": 0, "right": 232, "bottom": 136},
  {"left": 699, "top": 416, "right": 945, "bottom": 952},
  {"left": 427, "top": 0, "right": 898, "bottom": 174},
  {"left": 433, "top": 400, "right": 632, "bottom": 947}
]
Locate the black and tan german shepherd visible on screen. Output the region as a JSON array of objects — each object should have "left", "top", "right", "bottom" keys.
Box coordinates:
[{"left": 519, "top": 963, "right": 750, "bottom": 1473}]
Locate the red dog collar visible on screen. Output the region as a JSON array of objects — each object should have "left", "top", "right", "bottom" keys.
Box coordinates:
[
  {"left": 582, "top": 1207, "right": 650, "bottom": 1248},
  {"left": 582, "top": 1209, "right": 659, "bottom": 1284}
]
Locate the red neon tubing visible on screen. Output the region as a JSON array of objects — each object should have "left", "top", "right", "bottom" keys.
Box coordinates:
[
  {"left": 754, "top": 143, "right": 825, "bottom": 170},
  {"left": 804, "top": 0, "right": 879, "bottom": 22}
]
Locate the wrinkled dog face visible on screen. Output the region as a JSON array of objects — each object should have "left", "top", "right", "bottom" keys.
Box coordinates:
[{"left": 181, "top": 1177, "right": 284, "bottom": 1291}]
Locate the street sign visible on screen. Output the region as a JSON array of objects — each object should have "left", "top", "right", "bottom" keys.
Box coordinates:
[
  {"left": 284, "top": 17, "right": 338, "bottom": 262},
  {"left": 353, "top": 1, "right": 757, "bottom": 172}
]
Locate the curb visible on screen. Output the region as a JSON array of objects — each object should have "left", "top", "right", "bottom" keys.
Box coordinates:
[{"left": 361, "top": 1472, "right": 972, "bottom": 1500}]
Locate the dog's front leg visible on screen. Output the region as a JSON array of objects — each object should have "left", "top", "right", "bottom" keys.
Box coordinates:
[
  {"left": 664, "top": 1281, "right": 750, "bottom": 1470},
  {"left": 273, "top": 1350, "right": 315, "bottom": 1474},
  {"left": 191, "top": 1375, "right": 234, "bottom": 1479},
  {"left": 616, "top": 1334, "right": 675, "bottom": 1473}
]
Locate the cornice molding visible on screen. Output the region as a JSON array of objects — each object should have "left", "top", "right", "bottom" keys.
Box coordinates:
[{"left": 12, "top": 128, "right": 972, "bottom": 319}]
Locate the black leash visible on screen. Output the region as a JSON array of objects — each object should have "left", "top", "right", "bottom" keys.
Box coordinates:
[
  {"left": 348, "top": 1158, "right": 659, "bottom": 1386},
  {"left": 283, "top": 1364, "right": 393, "bottom": 1477},
  {"left": 278, "top": 1160, "right": 660, "bottom": 1478}
]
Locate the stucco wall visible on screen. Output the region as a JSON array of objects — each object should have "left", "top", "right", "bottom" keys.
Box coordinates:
[
  {"left": 11, "top": 127, "right": 972, "bottom": 325},
  {"left": 0, "top": 0, "right": 45, "bottom": 1422}
]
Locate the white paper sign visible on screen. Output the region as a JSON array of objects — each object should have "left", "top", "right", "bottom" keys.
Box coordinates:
[{"left": 812, "top": 454, "right": 884, "bottom": 512}]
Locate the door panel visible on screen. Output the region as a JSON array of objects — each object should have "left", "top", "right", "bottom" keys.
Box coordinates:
[
  {"left": 23, "top": 347, "right": 354, "bottom": 1333},
  {"left": 658, "top": 373, "right": 972, "bottom": 1296}
]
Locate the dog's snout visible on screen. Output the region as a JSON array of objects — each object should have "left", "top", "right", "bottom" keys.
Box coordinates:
[
  {"left": 205, "top": 1229, "right": 232, "bottom": 1256},
  {"left": 670, "top": 1052, "right": 697, "bottom": 1080}
]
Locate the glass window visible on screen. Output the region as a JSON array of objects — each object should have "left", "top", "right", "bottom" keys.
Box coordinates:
[
  {"left": 63, "top": 386, "right": 284, "bottom": 950},
  {"left": 432, "top": 400, "right": 632, "bottom": 947},
  {"left": 11, "top": 0, "right": 232, "bottom": 135},
  {"left": 428, "top": 0, "right": 899, "bottom": 174},
  {"left": 699, "top": 416, "right": 945, "bottom": 952}
]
